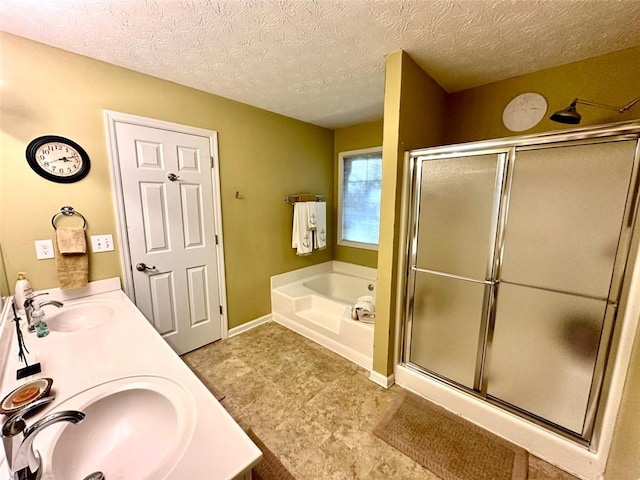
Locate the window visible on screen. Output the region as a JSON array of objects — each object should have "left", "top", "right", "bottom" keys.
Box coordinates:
[{"left": 338, "top": 147, "right": 382, "bottom": 250}]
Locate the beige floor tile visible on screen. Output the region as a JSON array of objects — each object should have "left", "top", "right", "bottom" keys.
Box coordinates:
[
  {"left": 291, "top": 434, "right": 378, "bottom": 480},
  {"left": 255, "top": 416, "right": 333, "bottom": 472},
  {"left": 184, "top": 321, "right": 581, "bottom": 480},
  {"left": 276, "top": 370, "right": 329, "bottom": 405}
]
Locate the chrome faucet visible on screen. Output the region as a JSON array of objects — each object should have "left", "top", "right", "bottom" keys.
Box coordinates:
[
  {"left": 39, "top": 300, "right": 64, "bottom": 310},
  {"left": 23, "top": 293, "right": 63, "bottom": 332},
  {"left": 2, "top": 396, "right": 85, "bottom": 480}
]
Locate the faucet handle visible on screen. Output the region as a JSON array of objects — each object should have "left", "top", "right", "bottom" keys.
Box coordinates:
[
  {"left": 23, "top": 293, "right": 49, "bottom": 309},
  {"left": 2, "top": 396, "right": 55, "bottom": 437}
]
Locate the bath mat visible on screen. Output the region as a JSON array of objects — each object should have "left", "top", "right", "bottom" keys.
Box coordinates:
[
  {"left": 374, "top": 391, "right": 528, "bottom": 480},
  {"left": 246, "top": 428, "right": 297, "bottom": 480}
]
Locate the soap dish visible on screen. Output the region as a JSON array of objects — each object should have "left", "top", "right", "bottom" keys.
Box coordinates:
[{"left": 0, "top": 378, "right": 53, "bottom": 415}]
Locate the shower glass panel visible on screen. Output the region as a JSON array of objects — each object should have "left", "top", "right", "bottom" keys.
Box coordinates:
[
  {"left": 487, "top": 283, "right": 609, "bottom": 435},
  {"left": 403, "top": 122, "right": 640, "bottom": 444},
  {"left": 409, "top": 273, "right": 487, "bottom": 389},
  {"left": 415, "top": 154, "right": 502, "bottom": 280},
  {"left": 408, "top": 152, "right": 502, "bottom": 389},
  {"left": 500, "top": 141, "right": 636, "bottom": 298}
]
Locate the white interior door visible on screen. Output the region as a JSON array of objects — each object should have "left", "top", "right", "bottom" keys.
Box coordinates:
[{"left": 109, "top": 117, "right": 224, "bottom": 354}]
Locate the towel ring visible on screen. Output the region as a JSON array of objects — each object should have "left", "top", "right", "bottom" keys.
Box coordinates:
[{"left": 51, "top": 206, "right": 87, "bottom": 230}]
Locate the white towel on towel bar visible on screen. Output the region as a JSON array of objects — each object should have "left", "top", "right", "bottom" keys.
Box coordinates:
[
  {"left": 292, "top": 202, "right": 313, "bottom": 255},
  {"left": 306, "top": 201, "right": 318, "bottom": 230},
  {"left": 313, "top": 202, "right": 327, "bottom": 250}
]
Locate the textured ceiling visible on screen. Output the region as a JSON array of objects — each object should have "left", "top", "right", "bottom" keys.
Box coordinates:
[{"left": 1, "top": 0, "right": 640, "bottom": 128}]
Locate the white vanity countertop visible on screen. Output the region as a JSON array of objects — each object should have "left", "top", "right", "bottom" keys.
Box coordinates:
[{"left": 0, "top": 279, "right": 261, "bottom": 479}]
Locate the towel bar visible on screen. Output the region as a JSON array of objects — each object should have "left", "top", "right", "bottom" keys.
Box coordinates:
[
  {"left": 51, "top": 206, "right": 87, "bottom": 230},
  {"left": 284, "top": 194, "right": 324, "bottom": 204}
]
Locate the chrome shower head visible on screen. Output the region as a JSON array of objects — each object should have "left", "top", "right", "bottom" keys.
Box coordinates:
[
  {"left": 550, "top": 96, "right": 640, "bottom": 125},
  {"left": 550, "top": 100, "right": 581, "bottom": 125}
]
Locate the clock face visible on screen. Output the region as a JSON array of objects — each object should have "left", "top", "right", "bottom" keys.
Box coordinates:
[
  {"left": 502, "top": 93, "right": 548, "bottom": 132},
  {"left": 26, "top": 136, "right": 90, "bottom": 183}
]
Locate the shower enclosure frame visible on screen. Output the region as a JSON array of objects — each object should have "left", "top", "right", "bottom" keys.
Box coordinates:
[{"left": 400, "top": 121, "right": 640, "bottom": 451}]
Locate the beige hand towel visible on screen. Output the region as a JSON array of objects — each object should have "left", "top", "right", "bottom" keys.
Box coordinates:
[
  {"left": 56, "top": 227, "right": 87, "bottom": 254},
  {"left": 54, "top": 231, "right": 89, "bottom": 289}
]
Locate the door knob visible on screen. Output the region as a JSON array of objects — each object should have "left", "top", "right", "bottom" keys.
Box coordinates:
[
  {"left": 136, "top": 263, "right": 156, "bottom": 272},
  {"left": 167, "top": 172, "right": 180, "bottom": 182}
]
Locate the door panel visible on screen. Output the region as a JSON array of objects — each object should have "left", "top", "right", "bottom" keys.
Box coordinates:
[
  {"left": 415, "top": 154, "right": 502, "bottom": 280},
  {"left": 187, "top": 265, "right": 209, "bottom": 326},
  {"left": 180, "top": 184, "right": 205, "bottom": 248},
  {"left": 487, "top": 283, "right": 607, "bottom": 434},
  {"left": 409, "top": 272, "right": 487, "bottom": 389},
  {"left": 177, "top": 146, "right": 200, "bottom": 171},
  {"left": 115, "top": 121, "right": 222, "bottom": 354},
  {"left": 149, "top": 272, "right": 177, "bottom": 335},
  {"left": 140, "top": 182, "right": 170, "bottom": 252},
  {"left": 135, "top": 141, "right": 163, "bottom": 168},
  {"left": 501, "top": 141, "right": 636, "bottom": 298}
]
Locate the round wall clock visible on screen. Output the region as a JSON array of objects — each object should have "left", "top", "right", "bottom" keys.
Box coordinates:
[
  {"left": 25, "top": 135, "right": 90, "bottom": 183},
  {"left": 502, "top": 93, "right": 548, "bottom": 132}
]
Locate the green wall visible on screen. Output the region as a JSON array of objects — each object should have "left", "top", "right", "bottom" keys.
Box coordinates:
[
  {"left": 446, "top": 45, "right": 640, "bottom": 144},
  {"left": 0, "top": 32, "right": 334, "bottom": 329},
  {"left": 375, "top": 51, "right": 447, "bottom": 376},
  {"left": 333, "top": 120, "right": 383, "bottom": 268}
]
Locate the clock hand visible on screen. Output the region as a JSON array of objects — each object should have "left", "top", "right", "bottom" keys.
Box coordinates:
[{"left": 55, "top": 155, "right": 78, "bottom": 162}]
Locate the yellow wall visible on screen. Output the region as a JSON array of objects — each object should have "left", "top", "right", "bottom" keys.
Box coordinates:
[
  {"left": 446, "top": 45, "right": 640, "bottom": 144},
  {"left": 0, "top": 32, "right": 334, "bottom": 329},
  {"left": 333, "top": 120, "right": 383, "bottom": 268},
  {"left": 374, "top": 51, "right": 446, "bottom": 376}
]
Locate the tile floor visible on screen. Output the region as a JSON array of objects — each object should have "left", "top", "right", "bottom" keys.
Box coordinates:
[{"left": 182, "top": 322, "right": 581, "bottom": 480}]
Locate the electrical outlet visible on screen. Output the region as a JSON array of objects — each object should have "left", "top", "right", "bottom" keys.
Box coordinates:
[
  {"left": 35, "top": 239, "right": 55, "bottom": 259},
  {"left": 90, "top": 234, "right": 115, "bottom": 253}
]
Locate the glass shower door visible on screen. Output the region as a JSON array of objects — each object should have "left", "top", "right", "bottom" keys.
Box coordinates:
[
  {"left": 407, "top": 152, "right": 504, "bottom": 390},
  {"left": 487, "top": 140, "right": 637, "bottom": 436},
  {"left": 403, "top": 125, "right": 640, "bottom": 444}
]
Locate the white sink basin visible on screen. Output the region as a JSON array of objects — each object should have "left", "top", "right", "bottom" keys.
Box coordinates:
[
  {"left": 39, "top": 376, "right": 197, "bottom": 479},
  {"left": 46, "top": 300, "right": 117, "bottom": 332}
]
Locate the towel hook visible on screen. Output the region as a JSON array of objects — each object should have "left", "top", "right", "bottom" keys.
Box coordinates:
[{"left": 51, "top": 206, "right": 87, "bottom": 230}]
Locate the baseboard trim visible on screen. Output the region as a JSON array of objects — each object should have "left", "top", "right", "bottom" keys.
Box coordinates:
[
  {"left": 227, "top": 314, "right": 272, "bottom": 338},
  {"left": 369, "top": 370, "right": 395, "bottom": 389}
]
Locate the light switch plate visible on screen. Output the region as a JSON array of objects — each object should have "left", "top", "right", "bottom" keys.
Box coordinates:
[
  {"left": 91, "top": 234, "right": 115, "bottom": 253},
  {"left": 35, "top": 239, "right": 55, "bottom": 259}
]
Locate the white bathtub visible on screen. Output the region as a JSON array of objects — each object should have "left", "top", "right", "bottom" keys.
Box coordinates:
[
  {"left": 271, "top": 261, "right": 376, "bottom": 370},
  {"left": 303, "top": 273, "right": 375, "bottom": 304}
]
